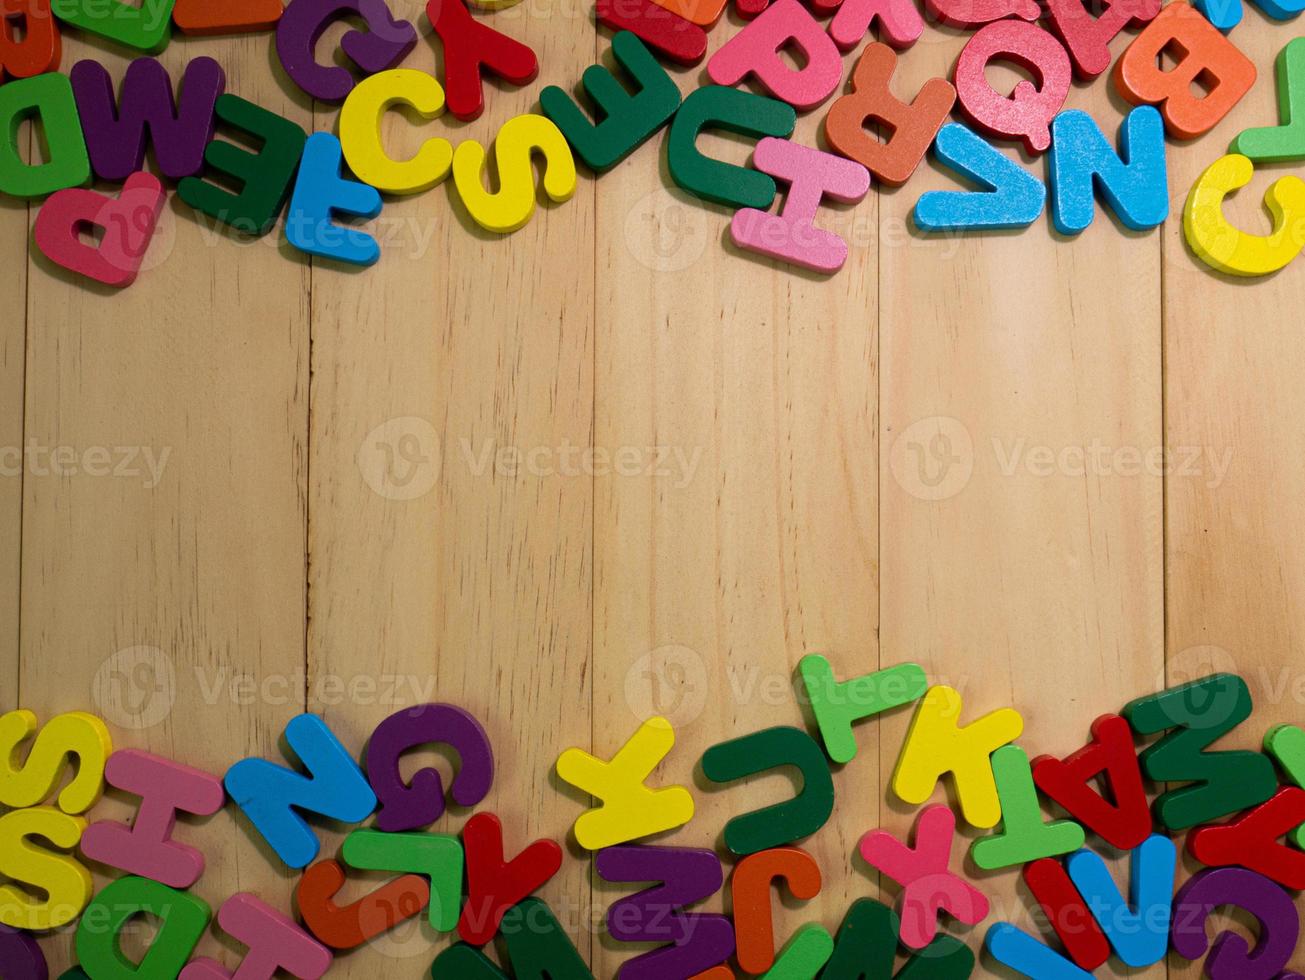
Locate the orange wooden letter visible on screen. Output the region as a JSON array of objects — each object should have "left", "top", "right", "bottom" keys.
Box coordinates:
[
  {"left": 824, "top": 43, "right": 955, "bottom": 185},
  {"left": 1113, "top": 3, "right": 1255, "bottom": 139},
  {"left": 731, "top": 847, "right": 822, "bottom": 975}
]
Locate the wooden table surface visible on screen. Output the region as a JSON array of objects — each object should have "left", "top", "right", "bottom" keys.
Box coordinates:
[{"left": 4, "top": 0, "right": 1304, "bottom": 975}]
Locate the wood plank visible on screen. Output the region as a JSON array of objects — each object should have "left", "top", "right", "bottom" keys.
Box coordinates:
[
  {"left": 876, "top": 22, "right": 1166, "bottom": 972},
  {"left": 2, "top": 194, "right": 24, "bottom": 717},
  {"left": 591, "top": 32, "right": 879, "bottom": 973},
  {"left": 1162, "top": 10, "right": 1305, "bottom": 976},
  {"left": 19, "top": 30, "right": 312, "bottom": 972},
  {"left": 7, "top": 6, "right": 1302, "bottom": 980},
  {"left": 303, "top": 0, "right": 596, "bottom": 971}
]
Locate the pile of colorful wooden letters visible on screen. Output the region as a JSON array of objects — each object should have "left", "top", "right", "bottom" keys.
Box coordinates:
[
  {"left": 5, "top": 661, "right": 1305, "bottom": 977},
  {"left": 1, "top": 0, "right": 1304, "bottom": 281}
]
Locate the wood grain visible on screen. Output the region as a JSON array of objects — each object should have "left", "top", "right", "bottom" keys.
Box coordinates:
[
  {"left": 2, "top": 189, "right": 24, "bottom": 715},
  {"left": 591, "top": 22, "right": 879, "bottom": 974},
  {"left": 5, "top": 2, "right": 1305, "bottom": 976},
  {"left": 1162, "top": 11, "right": 1305, "bottom": 975},
  {"left": 876, "top": 19, "right": 1166, "bottom": 977},
  {"left": 304, "top": 0, "right": 596, "bottom": 972},
  {"left": 17, "top": 28, "right": 312, "bottom": 969}
]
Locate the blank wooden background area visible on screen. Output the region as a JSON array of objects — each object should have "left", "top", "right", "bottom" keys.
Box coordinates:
[{"left": 4, "top": 0, "right": 1305, "bottom": 974}]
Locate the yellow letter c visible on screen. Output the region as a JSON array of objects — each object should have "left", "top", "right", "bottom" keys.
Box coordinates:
[
  {"left": 339, "top": 69, "right": 453, "bottom": 195},
  {"left": 1184, "top": 153, "right": 1305, "bottom": 277}
]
